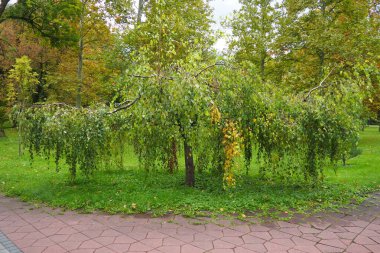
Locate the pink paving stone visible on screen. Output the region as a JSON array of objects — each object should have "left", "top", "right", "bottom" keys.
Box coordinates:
[
  {"left": 354, "top": 235, "right": 377, "bottom": 245},
  {"left": 181, "top": 244, "right": 204, "bottom": 253},
  {"left": 213, "top": 239, "right": 235, "bottom": 249},
  {"left": 101, "top": 229, "right": 122, "bottom": 237},
  {"left": 288, "top": 249, "right": 305, "bottom": 253},
  {"left": 80, "top": 239, "right": 104, "bottom": 249},
  {"left": 22, "top": 246, "right": 48, "bottom": 253},
  {"left": 346, "top": 243, "right": 371, "bottom": 253},
  {"left": 81, "top": 230, "right": 103, "bottom": 238},
  {"left": 344, "top": 226, "right": 363, "bottom": 233},
  {"left": 70, "top": 249, "right": 96, "bottom": 253},
  {"left": 129, "top": 241, "right": 154, "bottom": 251},
  {"left": 319, "top": 239, "right": 346, "bottom": 249},
  {"left": 7, "top": 232, "right": 28, "bottom": 240},
  {"left": 232, "top": 225, "right": 251, "bottom": 233},
  {"left": 140, "top": 238, "right": 163, "bottom": 248},
  {"left": 43, "top": 244, "right": 67, "bottom": 253},
  {"left": 171, "top": 233, "right": 194, "bottom": 243},
  {"left": 204, "top": 229, "right": 224, "bottom": 238},
  {"left": 32, "top": 237, "right": 56, "bottom": 247},
  {"left": 23, "top": 231, "right": 47, "bottom": 240},
  {"left": 220, "top": 236, "right": 244, "bottom": 245},
  {"left": 147, "top": 231, "right": 167, "bottom": 239},
  {"left": 250, "top": 225, "right": 271, "bottom": 232},
  {"left": 93, "top": 236, "right": 116, "bottom": 246},
  {"left": 222, "top": 228, "right": 245, "bottom": 237},
  {"left": 277, "top": 221, "right": 298, "bottom": 228},
  {"left": 279, "top": 227, "right": 302, "bottom": 236},
  {"left": 248, "top": 232, "right": 271, "bottom": 241},
  {"left": 361, "top": 229, "right": 379, "bottom": 237},
  {"left": 264, "top": 241, "right": 290, "bottom": 251},
  {"left": 48, "top": 234, "right": 70, "bottom": 243},
  {"left": 208, "top": 249, "right": 234, "bottom": 253},
  {"left": 367, "top": 223, "right": 380, "bottom": 231},
  {"left": 16, "top": 225, "right": 37, "bottom": 233},
  {"left": 370, "top": 235, "right": 380, "bottom": 243},
  {"left": 13, "top": 239, "right": 38, "bottom": 248},
  {"left": 107, "top": 243, "right": 131, "bottom": 253},
  {"left": 191, "top": 240, "right": 214, "bottom": 250},
  {"left": 67, "top": 232, "right": 91, "bottom": 242},
  {"left": 364, "top": 244, "right": 380, "bottom": 252},
  {"left": 317, "top": 230, "right": 339, "bottom": 239},
  {"left": 114, "top": 235, "right": 137, "bottom": 244},
  {"left": 163, "top": 237, "right": 186, "bottom": 246},
  {"left": 94, "top": 247, "right": 116, "bottom": 253},
  {"left": 59, "top": 240, "right": 83, "bottom": 251},
  {"left": 336, "top": 232, "right": 357, "bottom": 240},
  {"left": 301, "top": 234, "right": 321, "bottom": 243},
  {"left": 40, "top": 227, "right": 61, "bottom": 236},
  {"left": 128, "top": 232, "right": 149, "bottom": 240},
  {"left": 234, "top": 247, "right": 258, "bottom": 253},
  {"left": 270, "top": 238, "right": 295, "bottom": 247},
  {"left": 299, "top": 226, "right": 321, "bottom": 234},
  {"left": 156, "top": 245, "right": 181, "bottom": 253},
  {"left": 311, "top": 222, "right": 331, "bottom": 230},
  {"left": 293, "top": 245, "right": 321, "bottom": 253},
  {"left": 269, "top": 230, "right": 293, "bottom": 239},
  {"left": 57, "top": 227, "right": 79, "bottom": 235},
  {"left": 194, "top": 232, "right": 217, "bottom": 242},
  {"left": 242, "top": 234, "right": 266, "bottom": 244},
  {"left": 316, "top": 243, "right": 344, "bottom": 253}
]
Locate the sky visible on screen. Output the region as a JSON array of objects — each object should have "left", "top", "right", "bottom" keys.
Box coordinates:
[{"left": 210, "top": 0, "right": 241, "bottom": 51}]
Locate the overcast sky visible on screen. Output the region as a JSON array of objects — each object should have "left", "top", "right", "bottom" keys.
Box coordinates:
[{"left": 210, "top": 0, "right": 241, "bottom": 51}]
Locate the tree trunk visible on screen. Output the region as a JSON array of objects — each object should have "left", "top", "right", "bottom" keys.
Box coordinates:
[
  {"left": 0, "top": 128, "right": 5, "bottom": 137},
  {"left": 137, "top": 0, "right": 144, "bottom": 24},
  {"left": 184, "top": 140, "right": 195, "bottom": 187},
  {"left": 0, "top": 0, "right": 10, "bottom": 19},
  {"left": 168, "top": 139, "right": 178, "bottom": 174},
  {"left": 76, "top": 1, "right": 85, "bottom": 108}
]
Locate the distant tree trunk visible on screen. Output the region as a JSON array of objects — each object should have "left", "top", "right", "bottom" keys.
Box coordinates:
[
  {"left": 137, "top": 0, "right": 144, "bottom": 24},
  {"left": 168, "top": 139, "right": 178, "bottom": 174},
  {"left": 0, "top": 0, "right": 10, "bottom": 18},
  {"left": 76, "top": 1, "right": 85, "bottom": 108},
  {"left": 0, "top": 128, "right": 5, "bottom": 137},
  {"left": 184, "top": 139, "right": 195, "bottom": 187}
]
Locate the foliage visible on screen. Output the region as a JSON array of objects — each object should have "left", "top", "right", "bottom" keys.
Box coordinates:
[
  {"left": 0, "top": 127, "right": 379, "bottom": 217},
  {"left": 6, "top": 56, "right": 39, "bottom": 108},
  {"left": 17, "top": 106, "right": 114, "bottom": 180}
]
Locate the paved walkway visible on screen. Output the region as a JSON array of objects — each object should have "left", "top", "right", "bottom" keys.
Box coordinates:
[{"left": 0, "top": 193, "right": 379, "bottom": 253}]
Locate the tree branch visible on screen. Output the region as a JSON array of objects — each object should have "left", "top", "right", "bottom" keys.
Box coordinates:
[
  {"left": 303, "top": 69, "right": 335, "bottom": 102},
  {"left": 0, "top": 0, "right": 10, "bottom": 18},
  {"left": 194, "top": 61, "right": 225, "bottom": 78},
  {"left": 109, "top": 95, "right": 141, "bottom": 114}
]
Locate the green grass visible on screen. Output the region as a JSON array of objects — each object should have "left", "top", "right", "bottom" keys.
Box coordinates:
[{"left": 0, "top": 126, "right": 379, "bottom": 219}]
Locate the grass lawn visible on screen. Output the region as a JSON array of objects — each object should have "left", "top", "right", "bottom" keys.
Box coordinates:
[{"left": 0, "top": 126, "right": 379, "bottom": 219}]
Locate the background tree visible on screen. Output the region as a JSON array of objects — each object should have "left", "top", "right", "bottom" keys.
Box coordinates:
[{"left": 228, "top": 0, "right": 278, "bottom": 81}]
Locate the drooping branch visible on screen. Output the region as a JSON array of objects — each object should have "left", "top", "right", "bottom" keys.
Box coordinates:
[
  {"left": 109, "top": 94, "right": 141, "bottom": 114},
  {"left": 30, "top": 103, "right": 75, "bottom": 108},
  {"left": 303, "top": 69, "right": 335, "bottom": 102},
  {"left": 194, "top": 61, "right": 225, "bottom": 78}
]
